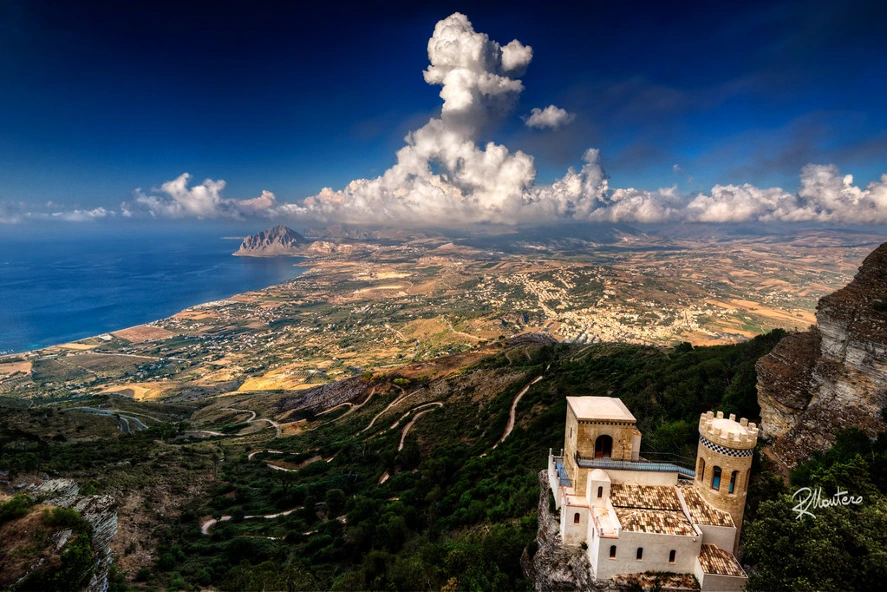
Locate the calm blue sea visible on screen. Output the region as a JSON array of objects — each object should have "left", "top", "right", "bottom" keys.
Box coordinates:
[{"left": 0, "top": 223, "right": 306, "bottom": 355}]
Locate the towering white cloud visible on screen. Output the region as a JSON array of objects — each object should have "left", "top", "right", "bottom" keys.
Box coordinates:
[
  {"left": 277, "top": 12, "right": 540, "bottom": 225},
  {"left": 524, "top": 105, "right": 575, "bottom": 129}
]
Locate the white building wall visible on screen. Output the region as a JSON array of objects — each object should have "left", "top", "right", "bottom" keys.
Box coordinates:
[
  {"left": 548, "top": 455, "right": 562, "bottom": 509},
  {"left": 587, "top": 472, "right": 611, "bottom": 508},
  {"left": 592, "top": 531, "right": 701, "bottom": 581},
  {"left": 604, "top": 469, "right": 679, "bottom": 486},
  {"left": 561, "top": 504, "right": 589, "bottom": 546},
  {"left": 697, "top": 524, "right": 737, "bottom": 551},
  {"left": 588, "top": 524, "right": 602, "bottom": 568}
]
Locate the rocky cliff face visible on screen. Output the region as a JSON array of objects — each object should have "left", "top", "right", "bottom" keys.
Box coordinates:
[
  {"left": 1, "top": 480, "right": 117, "bottom": 592},
  {"left": 234, "top": 225, "right": 308, "bottom": 256},
  {"left": 34, "top": 479, "right": 118, "bottom": 592},
  {"left": 757, "top": 241, "right": 887, "bottom": 466},
  {"left": 529, "top": 471, "right": 594, "bottom": 592}
]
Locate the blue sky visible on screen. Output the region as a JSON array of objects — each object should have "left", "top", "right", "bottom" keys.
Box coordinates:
[{"left": 1, "top": 0, "right": 885, "bottom": 226}]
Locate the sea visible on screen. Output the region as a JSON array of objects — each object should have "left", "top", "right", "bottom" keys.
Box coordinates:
[{"left": 0, "top": 222, "right": 307, "bottom": 355}]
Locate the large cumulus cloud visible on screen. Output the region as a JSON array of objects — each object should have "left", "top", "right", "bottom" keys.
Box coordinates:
[
  {"left": 275, "top": 12, "right": 541, "bottom": 225},
  {"left": 128, "top": 173, "right": 277, "bottom": 219}
]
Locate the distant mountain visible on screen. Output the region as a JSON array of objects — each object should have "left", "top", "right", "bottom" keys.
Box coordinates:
[{"left": 233, "top": 225, "right": 308, "bottom": 256}]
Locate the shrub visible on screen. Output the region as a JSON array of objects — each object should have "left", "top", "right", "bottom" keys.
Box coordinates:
[{"left": 0, "top": 494, "right": 35, "bottom": 524}]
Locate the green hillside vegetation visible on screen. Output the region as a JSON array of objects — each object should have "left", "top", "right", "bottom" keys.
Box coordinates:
[
  {"left": 743, "top": 428, "right": 887, "bottom": 591},
  {"left": 8, "top": 328, "right": 856, "bottom": 591},
  {"left": 0, "top": 496, "right": 95, "bottom": 590}
]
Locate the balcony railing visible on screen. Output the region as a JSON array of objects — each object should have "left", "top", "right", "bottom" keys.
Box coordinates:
[
  {"left": 553, "top": 459, "right": 572, "bottom": 488},
  {"left": 576, "top": 455, "right": 695, "bottom": 478}
]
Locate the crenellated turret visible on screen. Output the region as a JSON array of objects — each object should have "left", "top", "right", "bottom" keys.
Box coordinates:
[
  {"left": 698, "top": 411, "right": 758, "bottom": 450},
  {"left": 695, "top": 410, "right": 757, "bottom": 553}
]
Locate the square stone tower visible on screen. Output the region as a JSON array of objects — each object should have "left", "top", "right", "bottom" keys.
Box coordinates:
[{"left": 563, "top": 397, "right": 641, "bottom": 497}]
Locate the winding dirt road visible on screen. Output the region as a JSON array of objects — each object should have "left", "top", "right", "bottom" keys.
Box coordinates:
[
  {"left": 360, "top": 387, "right": 422, "bottom": 434},
  {"left": 397, "top": 403, "right": 443, "bottom": 451},
  {"left": 200, "top": 506, "right": 301, "bottom": 535},
  {"left": 492, "top": 375, "right": 543, "bottom": 449}
]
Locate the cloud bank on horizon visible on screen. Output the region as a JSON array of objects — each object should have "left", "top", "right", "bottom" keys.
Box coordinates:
[{"left": 5, "top": 13, "right": 886, "bottom": 226}]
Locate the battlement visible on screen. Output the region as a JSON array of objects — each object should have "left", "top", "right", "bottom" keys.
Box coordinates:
[{"left": 698, "top": 411, "right": 758, "bottom": 450}]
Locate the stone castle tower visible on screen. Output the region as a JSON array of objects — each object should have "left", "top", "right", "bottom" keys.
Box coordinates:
[{"left": 695, "top": 411, "right": 758, "bottom": 550}]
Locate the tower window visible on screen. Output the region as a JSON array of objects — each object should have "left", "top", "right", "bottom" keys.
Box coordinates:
[
  {"left": 609, "top": 545, "right": 617, "bottom": 559},
  {"left": 669, "top": 549, "right": 676, "bottom": 563},
  {"left": 573, "top": 512, "right": 580, "bottom": 524},
  {"left": 636, "top": 547, "right": 643, "bottom": 560},
  {"left": 597, "top": 486, "right": 603, "bottom": 498},
  {"left": 595, "top": 435, "right": 613, "bottom": 458},
  {"left": 697, "top": 458, "right": 705, "bottom": 481},
  {"left": 729, "top": 470, "right": 738, "bottom": 494},
  {"left": 711, "top": 466, "right": 722, "bottom": 490}
]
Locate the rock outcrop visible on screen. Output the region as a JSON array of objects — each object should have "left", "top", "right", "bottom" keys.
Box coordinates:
[
  {"left": 530, "top": 471, "right": 595, "bottom": 591},
  {"left": 757, "top": 241, "right": 887, "bottom": 466},
  {"left": 234, "top": 225, "right": 308, "bottom": 256},
  {"left": 275, "top": 376, "right": 368, "bottom": 417},
  {"left": 33, "top": 479, "right": 118, "bottom": 592},
  {"left": 1, "top": 480, "right": 117, "bottom": 592}
]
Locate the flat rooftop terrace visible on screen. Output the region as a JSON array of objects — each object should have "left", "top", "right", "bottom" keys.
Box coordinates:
[{"left": 567, "top": 396, "right": 636, "bottom": 423}]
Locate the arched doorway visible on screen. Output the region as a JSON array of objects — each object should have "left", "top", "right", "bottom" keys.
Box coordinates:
[{"left": 595, "top": 435, "right": 613, "bottom": 458}]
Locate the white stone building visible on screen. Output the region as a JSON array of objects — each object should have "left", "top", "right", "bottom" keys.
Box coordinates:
[{"left": 547, "top": 397, "right": 755, "bottom": 591}]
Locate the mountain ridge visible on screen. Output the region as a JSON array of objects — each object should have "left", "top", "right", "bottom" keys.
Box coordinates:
[{"left": 233, "top": 225, "right": 309, "bottom": 256}]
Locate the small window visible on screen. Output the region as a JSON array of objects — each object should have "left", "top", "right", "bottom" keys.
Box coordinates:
[
  {"left": 697, "top": 458, "right": 705, "bottom": 481},
  {"left": 636, "top": 547, "right": 643, "bottom": 560},
  {"left": 711, "top": 466, "right": 722, "bottom": 490},
  {"left": 573, "top": 512, "right": 580, "bottom": 524},
  {"left": 609, "top": 545, "right": 617, "bottom": 559},
  {"left": 669, "top": 549, "right": 676, "bottom": 563},
  {"left": 597, "top": 486, "right": 603, "bottom": 498},
  {"left": 729, "top": 470, "right": 738, "bottom": 494}
]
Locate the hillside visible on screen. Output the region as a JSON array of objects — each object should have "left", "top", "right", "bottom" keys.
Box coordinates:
[{"left": 0, "top": 333, "right": 784, "bottom": 590}]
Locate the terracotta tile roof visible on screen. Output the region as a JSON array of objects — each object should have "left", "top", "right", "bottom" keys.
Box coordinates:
[
  {"left": 609, "top": 484, "right": 683, "bottom": 511},
  {"left": 613, "top": 507, "right": 696, "bottom": 536},
  {"left": 678, "top": 483, "right": 735, "bottom": 527},
  {"left": 698, "top": 544, "right": 746, "bottom": 577}
]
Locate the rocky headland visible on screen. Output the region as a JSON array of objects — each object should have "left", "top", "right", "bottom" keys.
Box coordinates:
[
  {"left": 757, "top": 241, "right": 887, "bottom": 467},
  {"left": 233, "top": 225, "right": 309, "bottom": 256}
]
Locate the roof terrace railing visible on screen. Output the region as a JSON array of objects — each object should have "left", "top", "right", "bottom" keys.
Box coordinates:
[
  {"left": 554, "top": 460, "right": 573, "bottom": 488},
  {"left": 577, "top": 456, "right": 695, "bottom": 478}
]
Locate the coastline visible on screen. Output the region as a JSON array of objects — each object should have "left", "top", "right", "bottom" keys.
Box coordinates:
[{"left": 0, "top": 260, "right": 311, "bottom": 360}]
